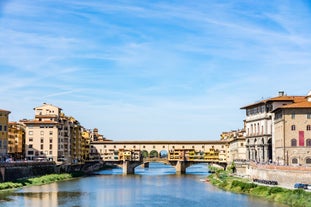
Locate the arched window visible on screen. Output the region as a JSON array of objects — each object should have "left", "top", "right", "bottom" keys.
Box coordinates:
[
  {"left": 291, "top": 125, "right": 296, "bottom": 131},
  {"left": 292, "top": 158, "right": 298, "bottom": 164},
  {"left": 251, "top": 124, "right": 253, "bottom": 135},
  {"left": 307, "top": 125, "right": 311, "bottom": 131},
  {"left": 291, "top": 139, "right": 297, "bottom": 147},
  {"left": 306, "top": 158, "right": 311, "bottom": 164},
  {"left": 306, "top": 139, "right": 311, "bottom": 146}
]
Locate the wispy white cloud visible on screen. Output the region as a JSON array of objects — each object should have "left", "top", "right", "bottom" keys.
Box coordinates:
[{"left": 1, "top": 0, "right": 311, "bottom": 139}]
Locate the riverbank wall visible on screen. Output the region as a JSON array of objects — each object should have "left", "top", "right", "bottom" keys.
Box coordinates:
[
  {"left": 0, "top": 161, "right": 104, "bottom": 182},
  {"left": 242, "top": 162, "right": 311, "bottom": 189}
]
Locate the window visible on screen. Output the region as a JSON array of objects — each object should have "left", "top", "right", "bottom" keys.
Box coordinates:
[
  {"left": 41, "top": 138, "right": 44, "bottom": 143},
  {"left": 0, "top": 125, "right": 2, "bottom": 131},
  {"left": 292, "top": 158, "right": 298, "bottom": 164},
  {"left": 291, "top": 139, "right": 297, "bottom": 147},
  {"left": 306, "top": 158, "right": 311, "bottom": 164},
  {"left": 29, "top": 131, "right": 33, "bottom": 135},
  {"left": 308, "top": 114, "right": 311, "bottom": 119},
  {"left": 4, "top": 126, "right": 7, "bottom": 131},
  {"left": 40, "top": 131, "right": 44, "bottom": 135},
  {"left": 29, "top": 144, "right": 33, "bottom": 149},
  {"left": 291, "top": 113, "right": 295, "bottom": 119},
  {"left": 50, "top": 144, "right": 52, "bottom": 150},
  {"left": 306, "top": 139, "right": 311, "bottom": 146},
  {"left": 307, "top": 125, "right": 311, "bottom": 131},
  {"left": 49, "top": 131, "right": 53, "bottom": 135},
  {"left": 29, "top": 137, "right": 33, "bottom": 142},
  {"left": 28, "top": 150, "right": 34, "bottom": 155},
  {"left": 41, "top": 144, "right": 43, "bottom": 150},
  {"left": 291, "top": 125, "right": 296, "bottom": 131}
]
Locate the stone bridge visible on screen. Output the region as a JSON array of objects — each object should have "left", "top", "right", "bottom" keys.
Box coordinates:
[{"left": 91, "top": 140, "right": 229, "bottom": 174}]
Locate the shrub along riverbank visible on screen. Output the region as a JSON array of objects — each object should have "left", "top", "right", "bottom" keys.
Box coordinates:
[
  {"left": 208, "top": 170, "right": 311, "bottom": 207},
  {"left": 0, "top": 172, "right": 84, "bottom": 191}
]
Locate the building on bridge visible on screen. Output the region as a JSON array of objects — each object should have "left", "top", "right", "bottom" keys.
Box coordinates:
[{"left": 91, "top": 140, "right": 229, "bottom": 174}]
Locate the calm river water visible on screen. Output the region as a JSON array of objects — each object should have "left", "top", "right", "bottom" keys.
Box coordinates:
[{"left": 0, "top": 163, "right": 284, "bottom": 207}]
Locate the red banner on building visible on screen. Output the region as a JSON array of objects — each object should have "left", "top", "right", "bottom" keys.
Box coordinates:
[{"left": 299, "top": 131, "right": 304, "bottom": 146}]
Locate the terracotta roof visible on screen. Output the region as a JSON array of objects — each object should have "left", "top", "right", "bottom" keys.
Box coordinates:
[
  {"left": 240, "top": 96, "right": 305, "bottom": 109},
  {"left": 0, "top": 109, "right": 11, "bottom": 113},
  {"left": 276, "top": 100, "right": 311, "bottom": 109},
  {"left": 22, "top": 120, "right": 58, "bottom": 124}
]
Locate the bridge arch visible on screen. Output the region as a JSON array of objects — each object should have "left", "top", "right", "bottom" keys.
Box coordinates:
[
  {"left": 159, "top": 150, "right": 168, "bottom": 158},
  {"left": 149, "top": 150, "right": 159, "bottom": 158},
  {"left": 141, "top": 150, "right": 148, "bottom": 158}
]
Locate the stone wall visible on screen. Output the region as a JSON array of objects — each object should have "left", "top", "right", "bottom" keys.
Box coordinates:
[
  {"left": 0, "top": 162, "right": 56, "bottom": 182},
  {"left": 246, "top": 163, "right": 311, "bottom": 188},
  {"left": 0, "top": 161, "right": 103, "bottom": 182}
]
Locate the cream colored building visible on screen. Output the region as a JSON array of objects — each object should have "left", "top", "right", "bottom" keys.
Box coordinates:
[
  {"left": 23, "top": 103, "right": 87, "bottom": 163},
  {"left": 0, "top": 109, "right": 10, "bottom": 160},
  {"left": 273, "top": 92, "right": 311, "bottom": 166},
  {"left": 23, "top": 104, "right": 60, "bottom": 161},
  {"left": 221, "top": 129, "right": 246, "bottom": 164},
  {"left": 241, "top": 91, "right": 304, "bottom": 163}
]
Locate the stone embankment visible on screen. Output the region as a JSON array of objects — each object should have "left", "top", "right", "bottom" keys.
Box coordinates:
[
  {"left": 246, "top": 162, "right": 311, "bottom": 189},
  {"left": 0, "top": 161, "right": 104, "bottom": 182}
]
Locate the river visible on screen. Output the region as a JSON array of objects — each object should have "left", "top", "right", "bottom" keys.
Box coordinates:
[{"left": 0, "top": 163, "right": 284, "bottom": 207}]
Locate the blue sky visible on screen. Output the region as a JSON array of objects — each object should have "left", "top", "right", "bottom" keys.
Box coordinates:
[{"left": 1, "top": 0, "right": 311, "bottom": 140}]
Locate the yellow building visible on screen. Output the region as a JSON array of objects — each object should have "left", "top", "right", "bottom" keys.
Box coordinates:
[
  {"left": 8, "top": 122, "right": 25, "bottom": 160},
  {"left": 273, "top": 91, "right": 311, "bottom": 166},
  {"left": 0, "top": 109, "right": 10, "bottom": 160}
]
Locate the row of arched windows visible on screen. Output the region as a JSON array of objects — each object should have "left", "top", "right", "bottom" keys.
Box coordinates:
[
  {"left": 291, "top": 138, "right": 311, "bottom": 147},
  {"left": 291, "top": 125, "right": 311, "bottom": 131},
  {"left": 248, "top": 123, "right": 264, "bottom": 135}
]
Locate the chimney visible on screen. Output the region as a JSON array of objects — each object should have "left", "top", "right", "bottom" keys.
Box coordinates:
[{"left": 278, "top": 91, "right": 284, "bottom": 96}]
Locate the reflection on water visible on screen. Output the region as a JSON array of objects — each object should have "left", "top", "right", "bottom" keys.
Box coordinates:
[{"left": 0, "top": 163, "right": 283, "bottom": 207}]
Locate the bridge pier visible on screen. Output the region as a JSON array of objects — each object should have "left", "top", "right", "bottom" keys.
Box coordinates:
[
  {"left": 122, "top": 161, "right": 142, "bottom": 175},
  {"left": 175, "top": 161, "right": 187, "bottom": 174},
  {"left": 142, "top": 162, "right": 149, "bottom": 168}
]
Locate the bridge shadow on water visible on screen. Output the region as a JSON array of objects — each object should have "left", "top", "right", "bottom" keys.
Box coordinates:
[{"left": 99, "top": 162, "right": 210, "bottom": 176}]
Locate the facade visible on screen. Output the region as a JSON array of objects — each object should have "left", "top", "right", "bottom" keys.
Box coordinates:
[
  {"left": 273, "top": 92, "right": 311, "bottom": 166},
  {"left": 22, "top": 104, "right": 60, "bottom": 161},
  {"left": 0, "top": 109, "right": 10, "bottom": 160},
  {"left": 241, "top": 91, "right": 305, "bottom": 163},
  {"left": 91, "top": 140, "right": 229, "bottom": 164},
  {"left": 220, "top": 129, "right": 246, "bottom": 164},
  {"left": 22, "top": 103, "right": 87, "bottom": 163},
  {"left": 8, "top": 122, "right": 25, "bottom": 159}
]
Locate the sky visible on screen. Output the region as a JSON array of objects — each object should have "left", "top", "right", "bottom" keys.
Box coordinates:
[{"left": 1, "top": 0, "right": 311, "bottom": 141}]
